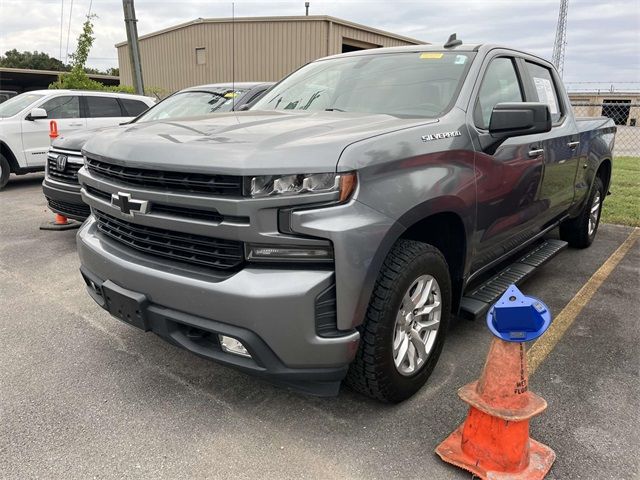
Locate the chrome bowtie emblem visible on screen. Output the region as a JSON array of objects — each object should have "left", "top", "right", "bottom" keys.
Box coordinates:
[
  {"left": 56, "top": 154, "right": 67, "bottom": 171},
  {"left": 110, "top": 192, "right": 149, "bottom": 217}
]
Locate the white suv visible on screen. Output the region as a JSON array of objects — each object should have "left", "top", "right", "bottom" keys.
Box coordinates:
[{"left": 0, "top": 89, "right": 155, "bottom": 189}]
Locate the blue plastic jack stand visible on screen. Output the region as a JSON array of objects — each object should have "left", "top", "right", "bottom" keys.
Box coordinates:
[{"left": 486, "top": 284, "right": 551, "bottom": 342}]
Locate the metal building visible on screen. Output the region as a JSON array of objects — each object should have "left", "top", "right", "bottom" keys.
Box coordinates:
[{"left": 116, "top": 15, "right": 425, "bottom": 93}]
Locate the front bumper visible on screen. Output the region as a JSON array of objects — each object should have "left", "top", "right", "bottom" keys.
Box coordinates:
[
  {"left": 77, "top": 217, "right": 360, "bottom": 395},
  {"left": 42, "top": 176, "right": 89, "bottom": 221}
]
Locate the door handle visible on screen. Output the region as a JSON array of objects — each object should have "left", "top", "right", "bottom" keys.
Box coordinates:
[
  {"left": 568, "top": 141, "right": 580, "bottom": 149},
  {"left": 528, "top": 148, "right": 544, "bottom": 158}
]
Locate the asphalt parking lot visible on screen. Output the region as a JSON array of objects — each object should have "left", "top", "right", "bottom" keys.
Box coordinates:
[{"left": 1, "top": 173, "right": 638, "bottom": 480}]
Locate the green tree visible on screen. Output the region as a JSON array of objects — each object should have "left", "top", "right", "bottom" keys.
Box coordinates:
[
  {"left": 0, "top": 49, "right": 69, "bottom": 71},
  {"left": 49, "top": 15, "right": 130, "bottom": 92}
]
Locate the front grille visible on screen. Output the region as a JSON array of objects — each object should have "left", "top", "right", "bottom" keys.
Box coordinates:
[
  {"left": 85, "top": 186, "right": 229, "bottom": 223},
  {"left": 86, "top": 157, "right": 243, "bottom": 196},
  {"left": 94, "top": 210, "right": 244, "bottom": 271},
  {"left": 47, "top": 156, "right": 83, "bottom": 184},
  {"left": 47, "top": 198, "right": 91, "bottom": 219}
]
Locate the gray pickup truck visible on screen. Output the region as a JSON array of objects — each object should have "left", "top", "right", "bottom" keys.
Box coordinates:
[{"left": 76, "top": 41, "right": 615, "bottom": 402}]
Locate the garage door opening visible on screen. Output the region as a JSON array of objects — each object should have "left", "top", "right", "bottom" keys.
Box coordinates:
[
  {"left": 341, "top": 38, "right": 381, "bottom": 53},
  {"left": 602, "top": 99, "right": 631, "bottom": 126}
]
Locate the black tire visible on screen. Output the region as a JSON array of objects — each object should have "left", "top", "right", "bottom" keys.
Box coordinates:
[
  {"left": 559, "top": 177, "right": 604, "bottom": 249},
  {"left": 345, "top": 240, "right": 451, "bottom": 403},
  {"left": 0, "top": 154, "right": 10, "bottom": 190}
]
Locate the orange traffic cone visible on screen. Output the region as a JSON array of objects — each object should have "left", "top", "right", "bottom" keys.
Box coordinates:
[
  {"left": 436, "top": 285, "right": 555, "bottom": 479},
  {"left": 40, "top": 212, "right": 81, "bottom": 231},
  {"left": 49, "top": 120, "right": 59, "bottom": 140}
]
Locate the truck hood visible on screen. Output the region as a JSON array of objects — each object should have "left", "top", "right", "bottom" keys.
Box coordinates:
[
  {"left": 52, "top": 125, "right": 122, "bottom": 152},
  {"left": 82, "top": 110, "right": 438, "bottom": 175}
]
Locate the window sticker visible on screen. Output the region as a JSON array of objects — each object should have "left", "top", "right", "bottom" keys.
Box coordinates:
[
  {"left": 533, "top": 77, "right": 559, "bottom": 115},
  {"left": 420, "top": 52, "right": 444, "bottom": 59},
  {"left": 224, "top": 92, "right": 239, "bottom": 98},
  {"left": 454, "top": 55, "right": 467, "bottom": 65}
]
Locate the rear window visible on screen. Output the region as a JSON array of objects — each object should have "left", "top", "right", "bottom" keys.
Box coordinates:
[
  {"left": 121, "top": 99, "right": 149, "bottom": 116},
  {"left": 86, "top": 96, "right": 123, "bottom": 118}
]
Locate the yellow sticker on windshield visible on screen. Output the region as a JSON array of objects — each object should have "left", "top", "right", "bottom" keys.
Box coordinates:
[
  {"left": 420, "top": 52, "right": 444, "bottom": 59},
  {"left": 224, "top": 92, "right": 238, "bottom": 98}
]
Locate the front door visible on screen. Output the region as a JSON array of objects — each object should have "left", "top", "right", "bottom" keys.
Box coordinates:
[
  {"left": 469, "top": 55, "right": 547, "bottom": 273},
  {"left": 21, "top": 95, "right": 85, "bottom": 167}
]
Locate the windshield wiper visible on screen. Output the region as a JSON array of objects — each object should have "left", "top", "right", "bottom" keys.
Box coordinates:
[{"left": 325, "top": 108, "right": 347, "bottom": 112}]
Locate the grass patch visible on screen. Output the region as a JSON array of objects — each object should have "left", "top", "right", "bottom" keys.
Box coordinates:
[{"left": 601, "top": 156, "right": 640, "bottom": 227}]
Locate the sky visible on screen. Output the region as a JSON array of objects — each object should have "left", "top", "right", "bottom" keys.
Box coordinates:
[{"left": 1, "top": 0, "right": 638, "bottom": 91}]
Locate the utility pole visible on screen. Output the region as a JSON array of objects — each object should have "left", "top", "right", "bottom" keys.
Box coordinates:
[
  {"left": 123, "top": 0, "right": 144, "bottom": 95},
  {"left": 551, "top": 0, "right": 569, "bottom": 78},
  {"left": 305, "top": 2, "right": 310, "bottom": 16}
]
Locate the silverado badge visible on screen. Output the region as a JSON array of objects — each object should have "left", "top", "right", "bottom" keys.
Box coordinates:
[{"left": 421, "top": 131, "right": 462, "bottom": 142}]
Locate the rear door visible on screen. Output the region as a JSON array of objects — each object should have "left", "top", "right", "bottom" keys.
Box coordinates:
[
  {"left": 83, "top": 95, "right": 132, "bottom": 129},
  {"left": 21, "top": 95, "right": 84, "bottom": 167},
  {"left": 519, "top": 59, "right": 579, "bottom": 222}
]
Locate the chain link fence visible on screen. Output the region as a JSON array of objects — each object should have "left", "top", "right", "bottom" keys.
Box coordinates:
[{"left": 570, "top": 102, "right": 640, "bottom": 157}]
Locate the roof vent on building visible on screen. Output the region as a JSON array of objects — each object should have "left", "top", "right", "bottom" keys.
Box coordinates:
[{"left": 444, "top": 33, "right": 463, "bottom": 49}]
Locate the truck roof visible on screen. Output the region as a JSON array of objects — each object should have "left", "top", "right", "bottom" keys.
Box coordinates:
[
  {"left": 180, "top": 82, "right": 274, "bottom": 92},
  {"left": 321, "top": 43, "right": 553, "bottom": 68}
]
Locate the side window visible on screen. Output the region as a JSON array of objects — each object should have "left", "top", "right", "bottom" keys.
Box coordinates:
[
  {"left": 41, "top": 96, "right": 80, "bottom": 119},
  {"left": 525, "top": 61, "right": 562, "bottom": 123},
  {"left": 196, "top": 47, "right": 206, "bottom": 65},
  {"left": 120, "top": 99, "right": 149, "bottom": 116},
  {"left": 474, "top": 58, "right": 523, "bottom": 129},
  {"left": 86, "top": 96, "right": 123, "bottom": 118}
]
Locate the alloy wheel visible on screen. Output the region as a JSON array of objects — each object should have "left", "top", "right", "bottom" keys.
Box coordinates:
[{"left": 393, "top": 274, "right": 442, "bottom": 376}]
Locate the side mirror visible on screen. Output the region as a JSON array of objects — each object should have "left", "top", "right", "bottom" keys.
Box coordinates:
[
  {"left": 27, "top": 107, "right": 48, "bottom": 120},
  {"left": 489, "top": 102, "right": 551, "bottom": 139}
]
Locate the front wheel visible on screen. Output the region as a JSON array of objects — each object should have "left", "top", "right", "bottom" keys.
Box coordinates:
[
  {"left": 345, "top": 240, "right": 451, "bottom": 403},
  {"left": 560, "top": 177, "right": 605, "bottom": 248}
]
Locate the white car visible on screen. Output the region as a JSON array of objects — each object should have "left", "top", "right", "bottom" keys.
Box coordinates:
[{"left": 0, "top": 89, "right": 155, "bottom": 189}]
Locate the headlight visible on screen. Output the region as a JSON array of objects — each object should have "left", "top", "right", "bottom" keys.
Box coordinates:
[{"left": 247, "top": 172, "right": 357, "bottom": 201}]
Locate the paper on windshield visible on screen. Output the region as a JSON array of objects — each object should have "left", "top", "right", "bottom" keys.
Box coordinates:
[
  {"left": 420, "top": 52, "right": 444, "bottom": 59},
  {"left": 533, "top": 77, "right": 558, "bottom": 115}
]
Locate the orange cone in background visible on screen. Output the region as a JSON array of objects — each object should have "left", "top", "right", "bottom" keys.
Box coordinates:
[
  {"left": 49, "top": 120, "right": 58, "bottom": 140},
  {"left": 436, "top": 285, "right": 555, "bottom": 479},
  {"left": 53, "top": 213, "right": 71, "bottom": 226},
  {"left": 41, "top": 119, "right": 81, "bottom": 231}
]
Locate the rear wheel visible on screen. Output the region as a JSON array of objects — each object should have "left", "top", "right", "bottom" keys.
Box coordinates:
[
  {"left": 560, "top": 177, "right": 604, "bottom": 248},
  {"left": 0, "top": 154, "right": 10, "bottom": 190},
  {"left": 345, "top": 240, "right": 451, "bottom": 403}
]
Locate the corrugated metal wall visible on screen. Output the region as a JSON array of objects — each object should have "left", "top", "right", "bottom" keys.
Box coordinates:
[
  {"left": 328, "top": 23, "right": 416, "bottom": 54},
  {"left": 117, "top": 17, "right": 421, "bottom": 94}
]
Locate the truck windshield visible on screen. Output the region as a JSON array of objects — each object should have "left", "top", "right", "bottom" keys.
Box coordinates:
[
  {"left": 0, "top": 93, "right": 45, "bottom": 118},
  {"left": 135, "top": 89, "right": 247, "bottom": 122},
  {"left": 252, "top": 51, "right": 475, "bottom": 117}
]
